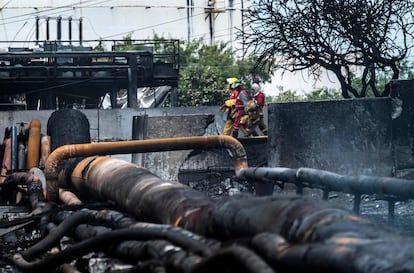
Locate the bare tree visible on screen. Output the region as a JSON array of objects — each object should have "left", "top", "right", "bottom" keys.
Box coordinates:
[{"left": 241, "top": 0, "right": 414, "bottom": 98}]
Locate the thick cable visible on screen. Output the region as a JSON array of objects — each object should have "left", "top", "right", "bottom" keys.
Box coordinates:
[
  {"left": 21, "top": 210, "right": 95, "bottom": 260},
  {"left": 14, "top": 227, "right": 214, "bottom": 271},
  {"left": 191, "top": 245, "right": 275, "bottom": 273}
]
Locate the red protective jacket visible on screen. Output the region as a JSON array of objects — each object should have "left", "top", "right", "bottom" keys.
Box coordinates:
[
  {"left": 229, "top": 89, "right": 239, "bottom": 100},
  {"left": 254, "top": 92, "right": 265, "bottom": 108},
  {"left": 233, "top": 89, "right": 249, "bottom": 130},
  {"left": 235, "top": 89, "right": 249, "bottom": 110}
]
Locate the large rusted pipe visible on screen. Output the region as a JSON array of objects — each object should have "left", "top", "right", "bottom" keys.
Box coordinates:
[
  {"left": 27, "top": 120, "right": 42, "bottom": 169},
  {"left": 45, "top": 135, "right": 248, "bottom": 202},
  {"left": 0, "top": 138, "right": 11, "bottom": 183},
  {"left": 68, "top": 156, "right": 414, "bottom": 273},
  {"left": 70, "top": 156, "right": 215, "bottom": 233}
]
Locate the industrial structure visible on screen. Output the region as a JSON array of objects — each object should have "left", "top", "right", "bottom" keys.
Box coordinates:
[
  {"left": 0, "top": 0, "right": 249, "bottom": 110},
  {"left": 2, "top": 1, "right": 414, "bottom": 272},
  {"left": 0, "top": 39, "right": 179, "bottom": 110},
  {"left": 0, "top": 15, "right": 180, "bottom": 110}
]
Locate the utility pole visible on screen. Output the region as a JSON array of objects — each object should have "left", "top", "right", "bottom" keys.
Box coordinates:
[
  {"left": 186, "top": 0, "right": 193, "bottom": 42},
  {"left": 205, "top": 0, "right": 225, "bottom": 45}
]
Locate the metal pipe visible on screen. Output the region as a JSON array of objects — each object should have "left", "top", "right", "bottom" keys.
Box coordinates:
[
  {"left": 17, "top": 143, "right": 26, "bottom": 170},
  {"left": 57, "top": 16, "right": 62, "bottom": 42},
  {"left": 30, "top": 167, "right": 46, "bottom": 198},
  {"left": 35, "top": 16, "right": 39, "bottom": 44},
  {"left": 46, "top": 17, "right": 50, "bottom": 41},
  {"left": 59, "top": 189, "right": 82, "bottom": 205},
  {"left": 40, "top": 135, "right": 51, "bottom": 169},
  {"left": 131, "top": 115, "right": 148, "bottom": 166},
  {"left": 238, "top": 167, "right": 298, "bottom": 196},
  {"left": 127, "top": 54, "right": 138, "bottom": 108},
  {"left": 238, "top": 167, "right": 298, "bottom": 184},
  {"left": 45, "top": 135, "right": 248, "bottom": 202},
  {"left": 68, "top": 17, "right": 72, "bottom": 44},
  {"left": 6, "top": 172, "right": 45, "bottom": 209},
  {"left": 239, "top": 166, "right": 414, "bottom": 200},
  {"left": 10, "top": 126, "right": 18, "bottom": 171},
  {"left": 70, "top": 156, "right": 215, "bottom": 234},
  {"left": 27, "top": 120, "right": 42, "bottom": 169},
  {"left": 0, "top": 138, "right": 11, "bottom": 183},
  {"left": 296, "top": 167, "right": 414, "bottom": 199},
  {"left": 79, "top": 18, "right": 83, "bottom": 45}
]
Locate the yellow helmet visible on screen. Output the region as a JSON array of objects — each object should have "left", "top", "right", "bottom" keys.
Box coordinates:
[{"left": 226, "top": 77, "right": 238, "bottom": 85}]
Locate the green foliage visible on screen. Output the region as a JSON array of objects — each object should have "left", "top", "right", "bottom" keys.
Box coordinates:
[
  {"left": 179, "top": 40, "right": 235, "bottom": 106},
  {"left": 396, "top": 60, "right": 414, "bottom": 80},
  {"left": 114, "top": 34, "right": 136, "bottom": 50},
  {"left": 268, "top": 87, "right": 342, "bottom": 103},
  {"left": 270, "top": 90, "right": 302, "bottom": 103},
  {"left": 304, "top": 88, "right": 342, "bottom": 101},
  {"left": 178, "top": 64, "right": 226, "bottom": 106}
]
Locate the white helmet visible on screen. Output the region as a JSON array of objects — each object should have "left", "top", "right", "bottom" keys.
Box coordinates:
[{"left": 252, "top": 83, "right": 261, "bottom": 95}]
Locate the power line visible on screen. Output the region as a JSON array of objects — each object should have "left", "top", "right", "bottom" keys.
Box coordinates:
[
  {"left": 10, "top": 21, "right": 27, "bottom": 44},
  {"left": 101, "top": 11, "right": 206, "bottom": 40},
  {"left": 0, "top": 1, "right": 248, "bottom": 26},
  {"left": 0, "top": 0, "right": 111, "bottom": 25},
  {"left": 99, "top": 5, "right": 246, "bottom": 41},
  {"left": 0, "top": 1, "right": 248, "bottom": 49}
]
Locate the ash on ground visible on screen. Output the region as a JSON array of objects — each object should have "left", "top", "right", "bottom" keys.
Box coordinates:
[{"left": 187, "top": 178, "right": 414, "bottom": 236}]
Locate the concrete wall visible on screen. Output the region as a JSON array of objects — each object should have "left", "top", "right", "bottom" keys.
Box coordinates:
[
  {"left": 267, "top": 98, "right": 394, "bottom": 177},
  {"left": 264, "top": 80, "right": 414, "bottom": 178},
  {"left": 390, "top": 80, "right": 414, "bottom": 178},
  {"left": 142, "top": 115, "right": 215, "bottom": 181}
]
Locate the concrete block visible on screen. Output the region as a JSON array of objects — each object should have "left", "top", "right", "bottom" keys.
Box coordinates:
[
  {"left": 268, "top": 98, "right": 393, "bottom": 176},
  {"left": 390, "top": 80, "right": 414, "bottom": 178}
]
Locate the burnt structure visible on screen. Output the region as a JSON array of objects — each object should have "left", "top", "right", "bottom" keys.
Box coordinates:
[
  {"left": 0, "top": 16, "right": 179, "bottom": 110},
  {"left": 0, "top": 41, "right": 179, "bottom": 110}
]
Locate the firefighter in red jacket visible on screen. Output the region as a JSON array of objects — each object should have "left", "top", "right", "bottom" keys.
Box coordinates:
[
  {"left": 244, "top": 83, "right": 268, "bottom": 136},
  {"left": 220, "top": 77, "right": 239, "bottom": 135},
  {"left": 231, "top": 80, "right": 250, "bottom": 138}
]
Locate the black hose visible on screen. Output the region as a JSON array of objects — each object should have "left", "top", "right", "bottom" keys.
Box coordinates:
[
  {"left": 190, "top": 245, "right": 275, "bottom": 273},
  {"left": 21, "top": 210, "right": 95, "bottom": 260},
  {"left": 87, "top": 208, "right": 221, "bottom": 250},
  {"left": 73, "top": 224, "right": 206, "bottom": 273},
  {"left": 0, "top": 202, "right": 114, "bottom": 229},
  {"left": 14, "top": 227, "right": 215, "bottom": 271}
]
